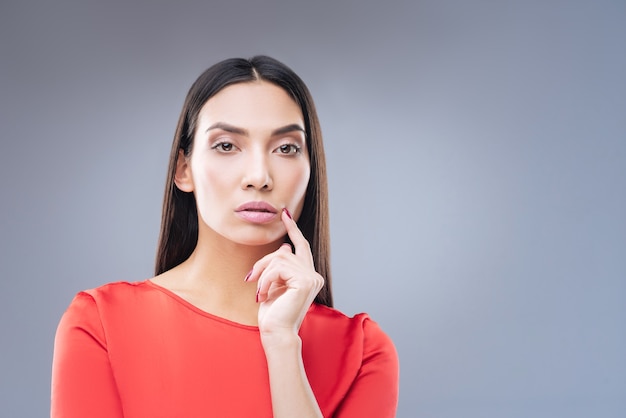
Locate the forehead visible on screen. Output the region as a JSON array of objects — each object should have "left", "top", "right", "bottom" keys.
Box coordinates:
[{"left": 197, "top": 81, "right": 304, "bottom": 131}]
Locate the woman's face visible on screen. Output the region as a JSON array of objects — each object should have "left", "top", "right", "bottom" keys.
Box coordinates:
[{"left": 177, "top": 80, "right": 310, "bottom": 246}]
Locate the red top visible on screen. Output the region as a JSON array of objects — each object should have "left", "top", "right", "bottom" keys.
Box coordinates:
[{"left": 51, "top": 281, "right": 399, "bottom": 417}]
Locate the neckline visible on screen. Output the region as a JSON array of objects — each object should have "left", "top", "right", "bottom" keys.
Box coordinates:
[{"left": 143, "top": 279, "right": 260, "bottom": 331}]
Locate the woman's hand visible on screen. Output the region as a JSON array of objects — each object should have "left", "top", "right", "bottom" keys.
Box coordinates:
[
  {"left": 246, "top": 208, "right": 324, "bottom": 341},
  {"left": 245, "top": 209, "right": 326, "bottom": 417}
]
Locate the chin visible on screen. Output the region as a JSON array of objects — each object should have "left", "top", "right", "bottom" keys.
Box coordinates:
[{"left": 224, "top": 231, "right": 285, "bottom": 248}]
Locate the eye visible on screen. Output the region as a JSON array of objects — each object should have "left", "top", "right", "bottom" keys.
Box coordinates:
[
  {"left": 275, "top": 144, "right": 301, "bottom": 155},
  {"left": 212, "top": 141, "right": 237, "bottom": 153}
]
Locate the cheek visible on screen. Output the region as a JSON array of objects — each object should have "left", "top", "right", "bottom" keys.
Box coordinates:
[
  {"left": 191, "top": 159, "right": 233, "bottom": 200},
  {"left": 290, "top": 164, "right": 311, "bottom": 206}
]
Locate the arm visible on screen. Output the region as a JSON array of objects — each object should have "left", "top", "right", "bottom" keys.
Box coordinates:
[
  {"left": 249, "top": 210, "right": 399, "bottom": 417},
  {"left": 248, "top": 208, "right": 325, "bottom": 417},
  {"left": 51, "top": 292, "right": 124, "bottom": 418},
  {"left": 262, "top": 333, "right": 323, "bottom": 418},
  {"left": 334, "top": 318, "right": 399, "bottom": 418}
]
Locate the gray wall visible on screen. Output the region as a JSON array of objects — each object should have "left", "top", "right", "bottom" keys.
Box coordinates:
[{"left": 1, "top": 0, "right": 625, "bottom": 417}]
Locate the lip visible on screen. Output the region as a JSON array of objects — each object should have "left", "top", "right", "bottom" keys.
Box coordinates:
[{"left": 235, "top": 201, "right": 279, "bottom": 224}]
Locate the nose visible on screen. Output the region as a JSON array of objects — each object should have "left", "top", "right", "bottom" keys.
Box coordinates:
[{"left": 241, "top": 151, "right": 273, "bottom": 191}]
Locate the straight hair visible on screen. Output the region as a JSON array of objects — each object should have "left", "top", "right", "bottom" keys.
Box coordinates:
[{"left": 154, "top": 56, "right": 333, "bottom": 307}]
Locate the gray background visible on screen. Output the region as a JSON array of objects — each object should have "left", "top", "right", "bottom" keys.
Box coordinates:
[{"left": 1, "top": 0, "right": 624, "bottom": 417}]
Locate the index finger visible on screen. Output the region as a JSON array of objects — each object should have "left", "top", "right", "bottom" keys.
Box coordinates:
[{"left": 281, "top": 208, "right": 313, "bottom": 264}]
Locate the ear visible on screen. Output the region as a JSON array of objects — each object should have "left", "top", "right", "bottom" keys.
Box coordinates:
[{"left": 174, "top": 149, "right": 194, "bottom": 192}]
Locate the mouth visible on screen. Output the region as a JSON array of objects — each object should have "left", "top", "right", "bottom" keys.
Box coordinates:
[
  {"left": 235, "top": 201, "right": 278, "bottom": 213},
  {"left": 234, "top": 201, "right": 279, "bottom": 224}
]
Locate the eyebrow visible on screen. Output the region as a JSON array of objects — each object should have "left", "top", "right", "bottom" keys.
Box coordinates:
[{"left": 206, "top": 122, "right": 306, "bottom": 137}]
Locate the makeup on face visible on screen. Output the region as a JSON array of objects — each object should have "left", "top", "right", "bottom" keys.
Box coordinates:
[{"left": 187, "top": 81, "right": 311, "bottom": 246}]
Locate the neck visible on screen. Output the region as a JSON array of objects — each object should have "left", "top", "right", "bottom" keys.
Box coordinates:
[
  {"left": 153, "top": 224, "right": 285, "bottom": 325},
  {"left": 169, "top": 225, "right": 282, "bottom": 309},
  {"left": 187, "top": 232, "right": 281, "bottom": 285}
]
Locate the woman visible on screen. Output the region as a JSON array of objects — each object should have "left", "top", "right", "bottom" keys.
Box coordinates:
[{"left": 51, "top": 55, "right": 399, "bottom": 417}]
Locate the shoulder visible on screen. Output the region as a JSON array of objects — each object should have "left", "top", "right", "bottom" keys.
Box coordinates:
[
  {"left": 73, "top": 280, "right": 162, "bottom": 312},
  {"left": 58, "top": 280, "right": 157, "bottom": 329},
  {"left": 300, "top": 304, "right": 399, "bottom": 411},
  {"left": 80, "top": 280, "right": 152, "bottom": 301},
  {"left": 305, "top": 304, "right": 395, "bottom": 343},
  {"left": 302, "top": 303, "right": 398, "bottom": 361}
]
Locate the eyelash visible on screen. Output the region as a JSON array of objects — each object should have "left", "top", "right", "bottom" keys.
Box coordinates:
[
  {"left": 275, "top": 143, "right": 302, "bottom": 155},
  {"left": 211, "top": 141, "right": 237, "bottom": 153},
  {"left": 210, "top": 141, "right": 302, "bottom": 155}
]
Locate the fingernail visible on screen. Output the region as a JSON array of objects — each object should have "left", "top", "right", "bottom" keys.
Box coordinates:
[
  {"left": 255, "top": 289, "right": 260, "bottom": 303},
  {"left": 244, "top": 269, "right": 252, "bottom": 282},
  {"left": 283, "top": 207, "right": 292, "bottom": 219}
]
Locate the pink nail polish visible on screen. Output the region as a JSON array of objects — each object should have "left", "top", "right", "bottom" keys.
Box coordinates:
[
  {"left": 255, "top": 289, "right": 260, "bottom": 303},
  {"left": 283, "top": 207, "right": 292, "bottom": 219},
  {"left": 244, "top": 270, "right": 252, "bottom": 282}
]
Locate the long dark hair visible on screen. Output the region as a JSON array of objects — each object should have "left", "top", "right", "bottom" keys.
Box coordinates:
[{"left": 154, "top": 56, "right": 333, "bottom": 307}]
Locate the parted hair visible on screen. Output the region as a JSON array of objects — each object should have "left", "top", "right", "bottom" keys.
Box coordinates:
[{"left": 154, "top": 55, "right": 333, "bottom": 307}]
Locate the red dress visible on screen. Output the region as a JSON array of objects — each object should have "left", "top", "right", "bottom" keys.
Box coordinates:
[{"left": 51, "top": 281, "right": 399, "bottom": 417}]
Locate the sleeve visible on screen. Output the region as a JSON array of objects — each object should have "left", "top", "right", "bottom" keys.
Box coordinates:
[
  {"left": 333, "top": 318, "right": 399, "bottom": 418},
  {"left": 51, "top": 292, "right": 124, "bottom": 418}
]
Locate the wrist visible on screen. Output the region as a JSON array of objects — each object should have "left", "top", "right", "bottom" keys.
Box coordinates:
[{"left": 260, "top": 331, "right": 301, "bottom": 353}]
